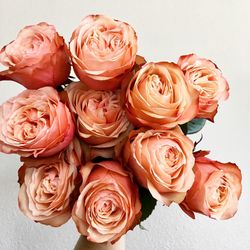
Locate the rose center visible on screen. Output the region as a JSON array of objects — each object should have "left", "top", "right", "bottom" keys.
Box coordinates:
[
  {"left": 41, "top": 170, "right": 60, "bottom": 194},
  {"left": 191, "top": 69, "right": 218, "bottom": 98},
  {"left": 9, "top": 108, "right": 49, "bottom": 141},
  {"left": 88, "top": 27, "right": 124, "bottom": 54},
  {"left": 210, "top": 175, "right": 229, "bottom": 208},
  {"left": 86, "top": 93, "right": 121, "bottom": 123},
  {"left": 165, "top": 146, "right": 180, "bottom": 168},
  {"left": 148, "top": 74, "right": 166, "bottom": 94},
  {"left": 99, "top": 200, "right": 113, "bottom": 214}
]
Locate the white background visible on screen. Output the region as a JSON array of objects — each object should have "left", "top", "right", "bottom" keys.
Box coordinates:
[{"left": 0, "top": 0, "right": 250, "bottom": 249}]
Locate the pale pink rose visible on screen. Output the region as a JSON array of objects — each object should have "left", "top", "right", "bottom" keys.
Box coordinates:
[
  {"left": 72, "top": 161, "right": 141, "bottom": 243},
  {"left": 70, "top": 15, "right": 137, "bottom": 90},
  {"left": 124, "top": 127, "right": 195, "bottom": 206},
  {"left": 0, "top": 22, "right": 71, "bottom": 89},
  {"left": 18, "top": 137, "right": 83, "bottom": 227},
  {"left": 66, "top": 82, "right": 132, "bottom": 149},
  {"left": 0, "top": 87, "right": 74, "bottom": 157},
  {"left": 178, "top": 54, "right": 229, "bottom": 121},
  {"left": 124, "top": 62, "right": 199, "bottom": 129},
  {"left": 180, "top": 151, "right": 242, "bottom": 220}
]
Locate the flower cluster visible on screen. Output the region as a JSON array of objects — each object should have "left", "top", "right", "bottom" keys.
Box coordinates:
[{"left": 0, "top": 14, "right": 241, "bottom": 244}]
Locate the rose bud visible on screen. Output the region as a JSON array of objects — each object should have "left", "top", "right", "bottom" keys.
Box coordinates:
[
  {"left": 18, "top": 137, "right": 83, "bottom": 227},
  {"left": 66, "top": 82, "right": 133, "bottom": 149},
  {"left": 69, "top": 15, "right": 137, "bottom": 90},
  {"left": 0, "top": 87, "right": 74, "bottom": 157},
  {"left": 72, "top": 161, "right": 141, "bottom": 243},
  {"left": 124, "top": 127, "right": 195, "bottom": 206},
  {"left": 178, "top": 54, "right": 229, "bottom": 121},
  {"left": 180, "top": 151, "right": 242, "bottom": 220},
  {"left": 124, "top": 62, "right": 199, "bottom": 129},
  {"left": 0, "top": 22, "right": 71, "bottom": 89}
]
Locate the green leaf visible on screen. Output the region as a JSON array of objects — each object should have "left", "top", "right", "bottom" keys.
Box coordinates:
[
  {"left": 139, "top": 224, "right": 148, "bottom": 231},
  {"left": 181, "top": 118, "right": 206, "bottom": 135},
  {"left": 139, "top": 188, "right": 157, "bottom": 223},
  {"left": 180, "top": 123, "right": 188, "bottom": 135}
]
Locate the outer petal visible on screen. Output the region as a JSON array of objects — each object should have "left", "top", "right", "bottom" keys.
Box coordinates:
[
  {"left": 125, "top": 62, "right": 199, "bottom": 129},
  {"left": 72, "top": 161, "right": 141, "bottom": 243},
  {"left": 69, "top": 15, "right": 137, "bottom": 90},
  {"left": 180, "top": 151, "right": 242, "bottom": 220},
  {"left": 124, "top": 127, "right": 195, "bottom": 206},
  {"left": 0, "top": 87, "right": 74, "bottom": 157},
  {"left": 18, "top": 139, "right": 82, "bottom": 226},
  {"left": 0, "top": 22, "right": 70, "bottom": 89},
  {"left": 178, "top": 54, "right": 229, "bottom": 120}
]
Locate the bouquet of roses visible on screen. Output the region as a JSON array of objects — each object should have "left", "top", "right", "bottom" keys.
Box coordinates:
[{"left": 0, "top": 14, "right": 242, "bottom": 245}]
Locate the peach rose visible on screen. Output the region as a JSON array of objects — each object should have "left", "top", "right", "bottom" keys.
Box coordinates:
[
  {"left": 69, "top": 15, "right": 137, "bottom": 90},
  {"left": 66, "top": 82, "right": 132, "bottom": 149},
  {"left": 0, "top": 22, "right": 71, "bottom": 89},
  {"left": 124, "top": 127, "right": 195, "bottom": 205},
  {"left": 124, "top": 62, "right": 199, "bottom": 129},
  {"left": 0, "top": 87, "right": 74, "bottom": 157},
  {"left": 180, "top": 151, "right": 242, "bottom": 220},
  {"left": 178, "top": 54, "right": 229, "bottom": 121},
  {"left": 72, "top": 161, "right": 141, "bottom": 243},
  {"left": 18, "top": 137, "right": 83, "bottom": 227}
]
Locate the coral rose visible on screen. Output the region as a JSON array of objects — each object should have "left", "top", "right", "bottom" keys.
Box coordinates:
[
  {"left": 18, "top": 137, "right": 83, "bottom": 227},
  {"left": 180, "top": 151, "right": 242, "bottom": 220},
  {"left": 66, "top": 82, "right": 132, "bottom": 149},
  {"left": 178, "top": 54, "right": 229, "bottom": 121},
  {"left": 124, "top": 127, "right": 195, "bottom": 205},
  {"left": 72, "top": 161, "right": 141, "bottom": 243},
  {"left": 0, "top": 22, "right": 71, "bottom": 89},
  {"left": 0, "top": 87, "right": 74, "bottom": 157},
  {"left": 69, "top": 15, "right": 137, "bottom": 90},
  {"left": 124, "top": 62, "right": 199, "bottom": 129}
]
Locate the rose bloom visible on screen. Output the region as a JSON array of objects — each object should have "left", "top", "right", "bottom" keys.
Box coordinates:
[
  {"left": 180, "top": 151, "right": 242, "bottom": 220},
  {"left": 69, "top": 15, "right": 137, "bottom": 90},
  {"left": 124, "top": 62, "right": 199, "bottom": 129},
  {"left": 0, "top": 87, "right": 74, "bottom": 157},
  {"left": 18, "top": 137, "right": 83, "bottom": 227},
  {"left": 66, "top": 82, "right": 132, "bottom": 149},
  {"left": 72, "top": 161, "right": 141, "bottom": 243},
  {"left": 178, "top": 54, "right": 229, "bottom": 121},
  {"left": 0, "top": 22, "right": 70, "bottom": 89},
  {"left": 124, "top": 127, "right": 195, "bottom": 206}
]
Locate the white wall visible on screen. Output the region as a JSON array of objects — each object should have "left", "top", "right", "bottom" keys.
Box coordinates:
[{"left": 0, "top": 0, "right": 249, "bottom": 249}]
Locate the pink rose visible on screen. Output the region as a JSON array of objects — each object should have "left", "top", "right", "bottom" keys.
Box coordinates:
[
  {"left": 180, "top": 151, "right": 242, "bottom": 220},
  {"left": 18, "top": 137, "right": 83, "bottom": 227},
  {"left": 70, "top": 15, "right": 137, "bottom": 90},
  {"left": 0, "top": 22, "right": 71, "bottom": 89},
  {"left": 66, "top": 82, "right": 132, "bottom": 149},
  {"left": 124, "top": 62, "right": 199, "bottom": 129},
  {"left": 178, "top": 54, "right": 229, "bottom": 121},
  {"left": 0, "top": 87, "right": 74, "bottom": 157},
  {"left": 72, "top": 161, "right": 141, "bottom": 243},
  {"left": 124, "top": 127, "right": 195, "bottom": 205}
]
